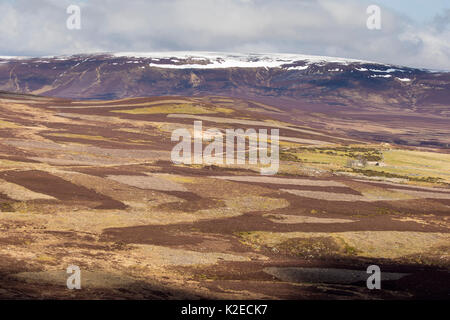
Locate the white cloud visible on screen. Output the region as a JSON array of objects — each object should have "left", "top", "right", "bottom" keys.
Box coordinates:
[{"left": 0, "top": 0, "right": 448, "bottom": 70}]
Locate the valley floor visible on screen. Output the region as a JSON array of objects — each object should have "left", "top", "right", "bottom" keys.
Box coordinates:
[{"left": 0, "top": 93, "right": 448, "bottom": 299}]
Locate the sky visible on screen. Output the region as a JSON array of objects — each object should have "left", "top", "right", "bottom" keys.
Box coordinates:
[
  {"left": 372, "top": 0, "right": 448, "bottom": 23},
  {"left": 0, "top": 0, "right": 449, "bottom": 70}
]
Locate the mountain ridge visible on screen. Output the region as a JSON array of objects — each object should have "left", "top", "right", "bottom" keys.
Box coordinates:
[
  {"left": 1, "top": 51, "right": 447, "bottom": 101},
  {"left": 1, "top": 51, "right": 447, "bottom": 72}
]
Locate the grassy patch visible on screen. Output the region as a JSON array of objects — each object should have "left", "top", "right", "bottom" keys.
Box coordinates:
[
  {"left": 46, "top": 133, "right": 111, "bottom": 141},
  {"left": 236, "top": 231, "right": 357, "bottom": 259},
  {"left": 0, "top": 202, "right": 15, "bottom": 212},
  {"left": 280, "top": 144, "right": 449, "bottom": 185},
  {"left": 111, "top": 103, "right": 233, "bottom": 115},
  {"left": 279, "top": 152, "right": 300, "bottom": 162},
  {"left": 236, "top": 231, "right": 450, "bottom": 264},
  {"left": 0, "top": 119, "right": 20, "bottom": 128},
  {"left": 36, "top": 255, "right": 57, "bottom": 263},
  {"left": 356, "top": 149, "right": 450, "bottom": 183},
  {"left": 334, "top": 237, "right": 359, "bottom": 255},
  {"left": 351, "top": 168, "right": 443, "bottom": 183},
  {"left": 276, "top": 237, "right": 343, "bottom": 258},
  {"left": 279, "top": 145, "right": 383, "bottom": 169}
]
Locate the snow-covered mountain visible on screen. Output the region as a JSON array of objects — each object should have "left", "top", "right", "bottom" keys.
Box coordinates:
[
  {"left": 110, "top": 51, "right": 369, "bottom": 69},
  {"left": 0, "top": 51, "right": 448, "bottom": 109}
]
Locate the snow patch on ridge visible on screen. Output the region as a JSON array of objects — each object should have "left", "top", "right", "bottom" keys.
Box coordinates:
[
  {"left": 111, "top": 52, "right": 369, "bottom": 69},
  {"left": 370, "top": 74, "right": 392, "bottom": 78},
  {"left": 369, "top": 68, "right": 404, "bottom": 73},
  {"left": 287, "top": 65, "right": 309, "bottom": 71},
  {"left": 0, "top": 56, "right": 31, "bottom": 60}
]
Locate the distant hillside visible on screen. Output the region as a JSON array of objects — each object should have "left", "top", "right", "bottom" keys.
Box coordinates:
[{"left": 0, "top": 52, "right": 449, "bottom": 148}]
